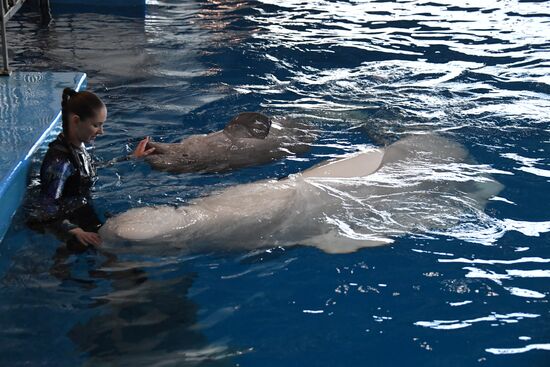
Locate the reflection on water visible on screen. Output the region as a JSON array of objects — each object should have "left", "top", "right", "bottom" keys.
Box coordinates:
[
  {"left": 0, "top": 241, "right": 238, "bottom": 366},
  {"left": 2, "top": 0, "right": 550, "bottom": 366},
  {"left": 68, "top": 266, "right": 232, "bottom": 367}
]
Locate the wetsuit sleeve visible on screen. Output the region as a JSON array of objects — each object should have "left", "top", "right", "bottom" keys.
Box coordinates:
[
  {"left": 38, "top": 155, "right": 80, "bottom": 233},
  {"left": 42, "top": 156, "right": 72, "bottom": 201}
]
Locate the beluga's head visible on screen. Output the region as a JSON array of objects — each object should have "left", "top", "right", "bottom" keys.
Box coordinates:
[{"left": 223, "top": 112, "right": 272, "bottom": 139}]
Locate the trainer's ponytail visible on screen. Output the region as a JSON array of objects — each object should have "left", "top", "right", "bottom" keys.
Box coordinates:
[
  {"left": 60, "top": 88, "right": 104, "bottom": 135},
  {"left": 61, "top": 88, "right": 77, "bottom": 133}
]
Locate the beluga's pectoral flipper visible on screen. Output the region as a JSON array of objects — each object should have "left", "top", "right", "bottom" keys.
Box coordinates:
[{"left": 303, "top": 230, "right": 394, "bottom": 254}]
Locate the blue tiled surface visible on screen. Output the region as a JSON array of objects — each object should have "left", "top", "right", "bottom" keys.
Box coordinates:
[{"left": 0, "top": 72, "right": 86, "bottom": 243}]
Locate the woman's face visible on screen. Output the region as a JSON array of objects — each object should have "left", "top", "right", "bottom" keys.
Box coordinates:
[{"left": 74, "top": 106, "right": 107, "bottom": 144}]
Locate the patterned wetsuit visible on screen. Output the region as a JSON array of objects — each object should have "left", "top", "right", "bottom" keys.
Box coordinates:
[{"left": 29, "top": 133, "right": 101, "bottom": 241}]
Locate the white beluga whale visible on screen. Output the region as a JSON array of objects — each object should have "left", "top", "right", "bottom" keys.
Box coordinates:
[
  {"left": 145, "top": 112, "right": 314, "bottom": 173},
  {"left": 100, "top": 134, "right": 503, "bottom": 254}
]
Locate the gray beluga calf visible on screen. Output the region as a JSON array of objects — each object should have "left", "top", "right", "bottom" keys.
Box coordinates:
[
  {"left": 145, "top": 112, "right": 314, "bottom": 173},
  {"left": 100, "top": 134, "right": 503, "bottom": 254}
]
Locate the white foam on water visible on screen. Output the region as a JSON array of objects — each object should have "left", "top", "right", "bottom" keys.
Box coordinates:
[
  {"left": 415, "top": 313, "right": 540, "bottom": 330},
  {"left": 518, "top": 166, "right": 550, "bottom": 178},
  {"left": 501, "top": 153, "right": 543, "bottom": 166},
  {"left": 506, "top": 270, "right": 550, "bottom": 278},
  {"left": 448, "top": 301, "right": 472, "bottom": 307},
  {"left": 437, "top": 219, "right": 550, "bottom": 246},
  {"left": 501, "top": 152, "right": 550, "bottom": 178},
  {"left": 504, "top": 287, "right": 546, "bottom": 299},
  {"left": 439, "top": 257, "right": 550, "bottom": 265},
  {"left": 489, "top": 196, "right": 516, "bottom": 205},
  {"left": 486, "top": 343, "right": 550, "bottom": 355}
]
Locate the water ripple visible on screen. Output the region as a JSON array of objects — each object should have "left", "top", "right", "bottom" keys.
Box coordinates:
[{"left": 3, "top": 0, "right": 549, "bottom": 365}]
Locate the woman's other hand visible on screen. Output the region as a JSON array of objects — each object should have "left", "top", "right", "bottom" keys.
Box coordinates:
[
  {"left": 133, "top": 137, "right": 156, "bottom": 158},
  {"left": 69, "top": 227, "right": 102, "bottom": 247}
]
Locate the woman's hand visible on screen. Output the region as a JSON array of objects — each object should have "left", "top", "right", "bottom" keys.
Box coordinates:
[
  {"left": 69, "top": 227, "right": 102, "bottom": 247},
  {"left": 133, "top": 137, "right": 156, "bottom": 158}
]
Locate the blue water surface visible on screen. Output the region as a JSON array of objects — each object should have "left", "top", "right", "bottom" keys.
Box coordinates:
[{"left": 1, "top": 1, "right": 549, "bottom": 366}]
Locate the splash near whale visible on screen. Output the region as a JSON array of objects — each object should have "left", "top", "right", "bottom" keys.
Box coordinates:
[
  {"left": 145, "top": 112, "right": 314, "bottom": 173},
  {"left": 100, "top": 134, "right": 504, "bottom": 254}
]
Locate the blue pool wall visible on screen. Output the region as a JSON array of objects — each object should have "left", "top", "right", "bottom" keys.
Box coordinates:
[
  {"left": 0, "top": 72, "right": 87, "bottom": 243},
  {"left": 50, "top": 0, "right": 145, "bottom": 7},
  {"left": 49, "top": 0, "right": 146, "bottom": 16}
]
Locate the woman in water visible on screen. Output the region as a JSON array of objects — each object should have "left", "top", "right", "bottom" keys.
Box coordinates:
[{"left": 29, "top": 87, "right": 155, "bottom": 251}]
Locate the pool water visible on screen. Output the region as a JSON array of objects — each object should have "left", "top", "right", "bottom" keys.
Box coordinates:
[{"left": 1, "top": 0, "right": 549, "bottom": 366}]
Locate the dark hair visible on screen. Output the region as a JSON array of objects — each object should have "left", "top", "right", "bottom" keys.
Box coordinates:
[{"left": 61, "top": 88, "right": 105, "bottom": 134}]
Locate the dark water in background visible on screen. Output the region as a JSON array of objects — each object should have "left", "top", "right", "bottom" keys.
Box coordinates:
[{"left": 1, "top": 0, "right": 549, "bottom": 366}]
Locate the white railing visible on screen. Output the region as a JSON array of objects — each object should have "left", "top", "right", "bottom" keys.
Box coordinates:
[{"left": 1, "top": 0, "right": 51, "bottom": 76}]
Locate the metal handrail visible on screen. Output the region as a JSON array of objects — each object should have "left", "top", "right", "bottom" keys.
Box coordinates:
[
  {"left": 1, "top": 0, "right": 51, "bottom": 76},
  {"left": 3, "top": 1, "right": 25, "bottom": 21}
]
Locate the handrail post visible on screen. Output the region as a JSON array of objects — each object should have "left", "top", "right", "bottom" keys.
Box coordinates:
[
  {"left": 40, "top": 0, "right": 51, "bottom": 25},
  {"left": 0, "top": 0, "right": 10, "bottom": 76},
  {"left": 1, "top": 0, "right": 52, "bottom": 76}
]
